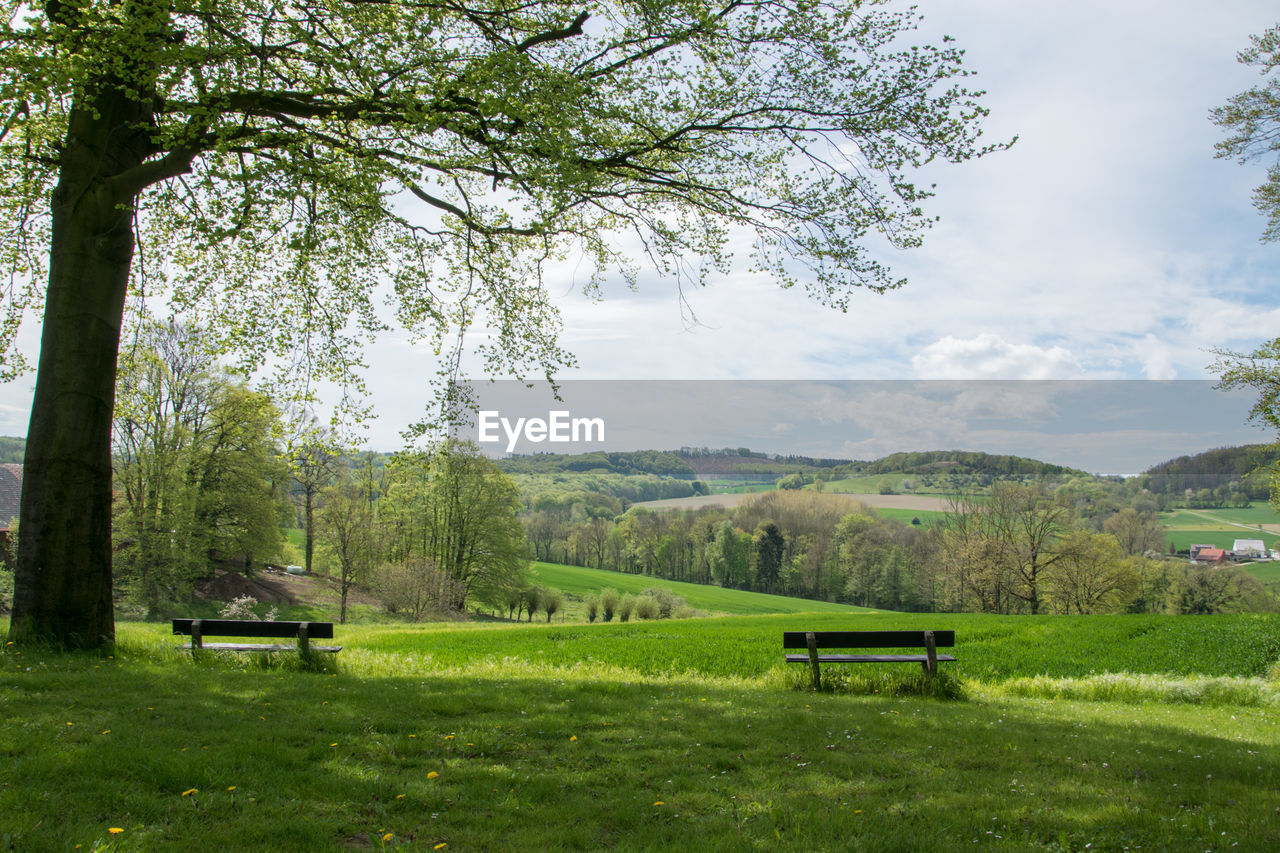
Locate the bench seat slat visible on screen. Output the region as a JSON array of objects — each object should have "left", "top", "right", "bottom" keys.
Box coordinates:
[
  {"left": 181, "top": 642, "right": 342, "bottom": 653},
  {"left": 785, "top": 653, "right": 956, "bottom": 664}
]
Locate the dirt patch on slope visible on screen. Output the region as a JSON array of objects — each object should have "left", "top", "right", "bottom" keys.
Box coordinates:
[{"left": 195, "top": 569, "right": 298, "bottom": 605}]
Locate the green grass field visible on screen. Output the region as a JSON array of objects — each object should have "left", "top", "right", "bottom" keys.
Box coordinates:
[
  {"left": 1161, "top": 506, "right": 1280, "bottom": 554},
  {"left": 870, "top": 507, "right": 946, "bottom": 528},
  {"left": 2, "top": 612, "right": 1279, "bottom": 852},
  {"left": 528, "top": 562, "right": 874, "bottom": 616}
]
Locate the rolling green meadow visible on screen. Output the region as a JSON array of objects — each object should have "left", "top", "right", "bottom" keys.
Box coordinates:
[
  {"left": 3, "top": 595, "right": 1280, "bottom": 851},
  {"left": 1160, "top": 507, "right": 1280, "bottom": 555},
  {"left": 527, "top": 561, "right": 874, "bottom": 616}
]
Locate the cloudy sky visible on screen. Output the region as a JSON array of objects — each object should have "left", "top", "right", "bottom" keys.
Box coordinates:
[
  {"left": 3, "top": 0, "right": 1279, "bottom": 464},
  {"left": 461, "top": 380, "right": 1266, "bottom": 475},
  {"left": 406, "top": 0, "right": 1280, "bottom": 461}
]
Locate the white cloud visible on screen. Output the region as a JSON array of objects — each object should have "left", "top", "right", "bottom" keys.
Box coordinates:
[{"left": 911, "top": 334, "right": 1082, "bottom": 379}]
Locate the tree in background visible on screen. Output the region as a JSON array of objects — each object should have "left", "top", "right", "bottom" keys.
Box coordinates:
[
  {"left": 541, "top": 588, "right": 564, "bottom": 623},
  {"left": 113, "top": 323, "right": 287, "bottom": 613},
  {"left": 383, "top": 442, "right": 528, "bottom": 612},
  {"left": 1167, "top": 564, "right": 1276, "bottom": 614},
  {"left": 705, "top": 521, "right": 752, "bottom": 590},
  {"left": 939, "top": 485, "right": 1074, "bottom": 615},
  {"left": 1102, "top": 508, "right": 1164, "bottom": 557},
  {"left": 3, "top": 0, "right": 1005, "bottom": 647},
  {"left": 752, "top": 522, "right": 786, "bottom": 594},
  {"left": 983, "top": 482, "right": 1074, "bottom": 615},
  {"left": 376, "top": 557, "right": 464, "bottom": 622},
  {"left": 1045, "top": 530, "right": 1136, "bottom": 615},
  {"left": 318, "top": 470, "right": 380, "bottom": 624},
  {"left": 291, "top": 427, "right": 341, "bottom": 575}
]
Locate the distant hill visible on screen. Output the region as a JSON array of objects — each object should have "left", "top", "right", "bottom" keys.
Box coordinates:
[
  {"left": 1140, "top": 444, "right": 1277, "bottom": 500},
  {"left": 497, "top": 450, "right": 696, "bottom": 479},
  {"left": 501, "top": 446, "right": 1095, "bottom": 488},
  {"left": 830, "top": 450, "right": 1091, "bottom": 482}
]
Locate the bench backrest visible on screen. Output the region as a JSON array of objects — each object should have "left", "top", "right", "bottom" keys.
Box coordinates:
[
  {"left": 172, "top": 618, "right": 335, "bottom": 639},
  {"left": 782, "top": 630, "right": 954, "bottom": 650}
]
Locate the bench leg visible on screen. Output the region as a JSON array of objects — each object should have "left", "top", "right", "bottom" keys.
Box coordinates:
[
  {"left": 806, "top": 631, "right": 821, "bottom": 690},
  {"left": 922, "top": 630, "right": 937, "bottom": 676}
]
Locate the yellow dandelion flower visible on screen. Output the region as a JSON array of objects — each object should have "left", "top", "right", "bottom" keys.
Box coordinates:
[
  {"left": 382, "top": 832, "right": 394, "bottom": 841},
  {"left": 444, "top": 735, "right": 454, "bottom": 740},
  {"left": 227, "top": 786, "right": 237, "bottom": 792},
  {"left": 108, "top": 828, "right": 124, "bottom": 834},
  {"left": 330, "top": 742, "right": 338, "bottom": 747},
  {"left": 427, "top": 771, "right": 439, "bottom": 779},
  {"left": 395, "top": 794, "right": 405, "bottom": 800},
  {"left": 654, "top": 801, "right": 665, "bottom": 806},
  {"left": 100, "top": 730, "right": 110, "bottom": 735},
  {"left": 569, "top": 736, "right": 577, "bottom": 742},
  {"left": 181, "top": 788, "right": 198, "bottom": 797},
  {"left": 434, "top": 844, "right": 447, "bottom": 850}
]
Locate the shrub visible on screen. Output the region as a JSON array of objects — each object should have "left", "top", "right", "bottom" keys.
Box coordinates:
[
  {"left": 599, "top": 588, "right": 619, "bottom": 622},
  {"left": 634, "top": 595, "right": 659, "bottom": 620},
  {"left": 524, "top": 587, "right": 544, "bottom": 622},
  {"left": 219, "top": 595, "right": 278, "bottom": 622},
  {"left": 583, "top": 593, "right": 599, "bottom": 623},
  {"left": 640, "top": 587, "right": 688, "bottom": 619},
  {"left": 376, "top": 557, "right": 465, "bottom": 621},
  {"left": 617, "top": 593, "right": 635, "bottom": 622},
  {"left": 542, "top": 587, "right": 564, "bottom": 622}
]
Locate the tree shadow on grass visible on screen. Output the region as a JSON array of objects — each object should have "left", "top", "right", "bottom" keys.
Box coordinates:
[{"left": 1, "top": 654, "right": 1278, "bottom": 851}]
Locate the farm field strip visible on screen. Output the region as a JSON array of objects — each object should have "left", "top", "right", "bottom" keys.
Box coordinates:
[{"left": 634, "top": 491, "right": 953, "bottom": 512}]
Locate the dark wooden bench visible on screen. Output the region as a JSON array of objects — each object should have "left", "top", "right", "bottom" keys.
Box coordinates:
[
  {"left": 784, "top": 630, "right": 955, "bottom": 688},
  {"left": 173, "top": 619, "right": 340, "bottom": 658}
]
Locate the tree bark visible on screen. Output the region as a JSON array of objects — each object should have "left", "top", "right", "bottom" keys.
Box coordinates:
[{"left": 8, "top": 89, "right": 150, "bottom": 648}]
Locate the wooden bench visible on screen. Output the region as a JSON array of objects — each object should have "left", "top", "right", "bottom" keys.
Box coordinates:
[
  {"left": 173, "top": 619, "right": 341, "bottom": 658},
  {"left": 784, "top": 630, "right": 955, "bottom": 689}
]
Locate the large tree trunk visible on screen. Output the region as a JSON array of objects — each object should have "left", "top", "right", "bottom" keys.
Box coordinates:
[{"left": 8, "top": 89, "right": 150, "bottom": 648}]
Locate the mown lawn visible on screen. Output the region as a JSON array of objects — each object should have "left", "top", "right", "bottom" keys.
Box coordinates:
[{"left": 2, "top": 614, "right": 1278, "bottom": 852}]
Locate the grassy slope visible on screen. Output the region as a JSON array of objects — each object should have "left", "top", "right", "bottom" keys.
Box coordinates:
[
  {"left": 527, "top": 562, "right": 874, "bottom": 615},
  {"left": 2, "top": 615, "right": 1279, "bottom": 852},
  {"left": 302, "top": 612, "right": 1280, "bottom": 682}
]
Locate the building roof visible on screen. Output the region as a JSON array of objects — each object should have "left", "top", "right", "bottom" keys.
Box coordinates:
[
  {"left": 1233, "top": 539, "right": 1266, "bottom": 552},
  {"left": 0, "top": 464, "right": 20, "bottom": 529},
  {"left": 1193, "top": 547, "right": 1226, "bottom": 562}
]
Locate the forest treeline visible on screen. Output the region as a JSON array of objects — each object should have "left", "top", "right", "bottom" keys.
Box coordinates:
[
  {"left": 521, "top": 484, "right": 1277, "bottom": 616},
  {"left": 2, "top": 383, "right": 1279, "bottom": 621}
]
